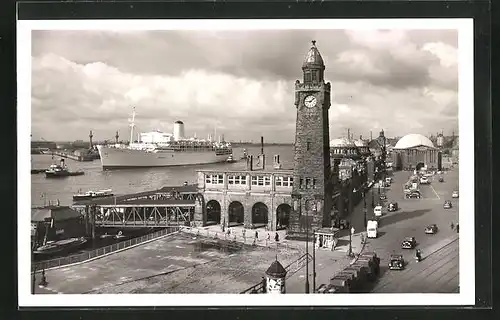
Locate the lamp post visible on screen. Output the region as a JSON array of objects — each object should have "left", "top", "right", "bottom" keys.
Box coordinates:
[
  {"left": 31, "top": 241, "right": 36, "bottom": 294},
  {"left": 363, "top": 190, "right": 367, "bottom": 228},
  {"left": 305, "top": 207, "right": 310, "bottom": 294},
  {"left": 312, "top": 227, "right": 316, "bottom": 293}
]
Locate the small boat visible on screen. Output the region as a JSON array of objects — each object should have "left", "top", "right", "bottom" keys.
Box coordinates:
[
  {"left": 240, "top": 149, "right": 249, "bottom": 160},
  {"left": 226, "top": 154, "right": 237, "bottom": 163},
  {"left": 73, "top": 189, "right": 114, "bottom": 201},
  {"left": 114, "top": 231, "right": 127, "bottom": 240},
  {"left": 34, "top": 237, "right": 88, "bottom": 256},
  {"left": 45, "top": 159, "right": 84, "bottom": 178},
  {"left": 99, "top": 232, "right": 114, "bottom": 239}
]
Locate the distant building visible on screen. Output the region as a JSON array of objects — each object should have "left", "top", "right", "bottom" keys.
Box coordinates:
[
  {"left": 368, "top": 130, "right": 387, "bottom": 158},
  {"left": 392, "top": 133, "right": 441, "bottom": 171},
  {"left": 436, "top": 131, "right": 444, "bottom": 148},
  {"left": 330, "top": 138, "right": 362, "bottom": 181},
  {"left": 31, "top": 141, "right": 57, "bottom": 149}
]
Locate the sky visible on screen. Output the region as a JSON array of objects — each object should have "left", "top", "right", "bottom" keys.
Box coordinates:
[{"left": 31, "top": 28, "right": 459, "bottom": 143}]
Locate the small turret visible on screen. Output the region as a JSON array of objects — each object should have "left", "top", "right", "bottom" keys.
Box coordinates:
[{"left": 265, "top": 257, "right": 287, "bottom": 294}]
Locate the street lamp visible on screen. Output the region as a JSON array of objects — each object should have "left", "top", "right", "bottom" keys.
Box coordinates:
[
  {"left": 348, "top": 226, "right": 355, "bottom": 257},
  {"left": 304, "top": 202, "right": 310, "bottom": 294},
  {"left": 312, "top": 227, "right": 316, "bottom": 293}
]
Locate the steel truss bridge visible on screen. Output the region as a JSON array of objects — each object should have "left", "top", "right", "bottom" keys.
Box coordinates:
[{"left": 72, "top": 185, "right": 198, "bottom": 228}]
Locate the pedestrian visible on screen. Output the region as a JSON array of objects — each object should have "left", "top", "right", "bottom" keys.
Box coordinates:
[
  {"left": 456, "top": 224, "right": 459, "bottom": 233},
  {"left": 450, "top": 222, "right": 454, "bottom": 230},
  {"left": 266, "top": 233, "right": 270, "bottom": 241},
  {"left": 255, "top": 230, "right": 258, "bottom": 239},
  {"left": 39, "top": 269, "right": 47, "bottom": 287},
  {"left": 275, "top": 232, "right": 280, "bottom": 242}
]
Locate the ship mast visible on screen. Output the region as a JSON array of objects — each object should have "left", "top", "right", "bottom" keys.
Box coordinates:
[{"left": 129, "top": 107, "right": 136, "bottom": 144}]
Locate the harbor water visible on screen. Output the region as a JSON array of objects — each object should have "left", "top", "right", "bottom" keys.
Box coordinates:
[{"left": 31, "top": 145, "right": 294, "bottom": 207}]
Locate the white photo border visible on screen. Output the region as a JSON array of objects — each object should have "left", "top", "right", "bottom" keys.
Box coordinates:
[{"left": 18, "top": 18, "right": 474, "bottom": 307}]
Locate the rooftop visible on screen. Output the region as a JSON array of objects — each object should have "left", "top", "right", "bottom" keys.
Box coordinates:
[
  {"left": 31, "top": 206, "right": 81, "bottom": 222},
  {"left": 394, "top": 133, "right": 435, "bottom": 149}
]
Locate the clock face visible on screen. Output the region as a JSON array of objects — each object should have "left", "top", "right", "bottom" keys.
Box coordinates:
[{"left": 304, "top": 95, "right": 317, "bottom": 108}]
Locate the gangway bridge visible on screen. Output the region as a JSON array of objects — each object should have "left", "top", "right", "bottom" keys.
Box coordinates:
[{"left": 71, "top": 185, "right": 199, "bottom": 228}]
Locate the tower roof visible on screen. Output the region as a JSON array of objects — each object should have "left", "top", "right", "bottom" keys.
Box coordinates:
[
  {"left": 302, "top": 40, "right": 325, "bottom": 69},
  {"left": 265, "top": 259, "right": 287, "bottom": 278}
]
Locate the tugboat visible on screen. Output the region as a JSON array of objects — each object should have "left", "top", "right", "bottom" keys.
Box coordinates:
[
  {"left": 45, "top": 159, "right": 84, "bottom": 178},
  {"left": 33, "top": 237, "right": 88, "bottom": 257},
  {"left": 73, "top": 189, "right": 114, "bottom": 201}
]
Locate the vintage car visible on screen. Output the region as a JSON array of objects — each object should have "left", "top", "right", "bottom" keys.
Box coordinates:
[
  {"left": 406, "top": 191, "right": 421, "bottom": 199},
  {"left": 452, "top": 190, "right": 459, "bottom": 198},
  {"left": 443, "top": 200, "right": 452, "bottom": 209},
  {"left": 401, "top": 236, "right": 417, "bottom": 249},
  {"left": 419, "top": 177, "right": 430, "bottom": 184},
  {"left": 389, "top": 254, "right": 405, "bottom": 270},
  {"left": 438, "top": 176, "right": 444, "bottom": 182},
  {"left": 379, "top": 193, "right": 387, "bottom": 200},
  {"left": 317, "top": 284, "right": 338, "bottom": 294},
  {"left": 425, "top": 224, "right": 439, "bottom": 234},
  {"left": 388, "top": 202, "right": 398, "bottom": 212}
]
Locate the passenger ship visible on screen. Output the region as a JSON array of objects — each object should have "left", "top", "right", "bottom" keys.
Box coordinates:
[{"left": 97, "top": 108, "right": 233, "bottom": 169}]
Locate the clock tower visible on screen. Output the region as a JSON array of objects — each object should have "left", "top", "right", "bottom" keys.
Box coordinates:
[{"left": 287, "top": 41, "right": 333, "bottom": 240}]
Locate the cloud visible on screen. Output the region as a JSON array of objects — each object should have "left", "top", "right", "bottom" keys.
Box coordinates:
[{"left": 30, "top": 28, "right": 459, "bottom": 142}]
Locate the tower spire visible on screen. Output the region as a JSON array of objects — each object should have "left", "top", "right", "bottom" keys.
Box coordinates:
[{"left": 302, "top": 40, "right": 325, "bottom": 84}]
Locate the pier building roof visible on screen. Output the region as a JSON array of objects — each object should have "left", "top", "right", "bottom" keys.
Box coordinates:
[{"left": 31, "top": 206, "right": 81, "bottom": 222}]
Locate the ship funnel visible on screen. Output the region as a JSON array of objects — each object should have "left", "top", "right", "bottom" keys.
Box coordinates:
[{"left": 173, "top": 121, "right": 185, "bottom": 141}]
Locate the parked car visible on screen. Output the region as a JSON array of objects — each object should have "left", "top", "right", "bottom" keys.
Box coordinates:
[
  {"left": 379, "top": 194, "right": 387, "bottom": 200},
  {"left": 389, "top": 254, "right": 405, "bottom": 270},
  {"left": 374, "top": 205, "right": 383, "bottom": 217},
  {"left": 452, "top": 190, "right": 459, "bottom": 198},
  {"left": 388, "top": 201, "right": 398, "bottom": 212},
  {"left": 406, "top": 191, "right": 421, "bottom": 199},
  {"left": 425, "top": 224, "right": 439, "bottom": 234},
  {"left": 443, "top": 200, "right": 452, "bottom": 209},
  {"left": 401, "top": 236, "right": 417, "bottom": 249}
]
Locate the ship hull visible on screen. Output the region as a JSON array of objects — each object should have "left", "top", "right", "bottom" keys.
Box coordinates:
[{"left": 98, "top": 146, "right": 231, "bottom": 169}]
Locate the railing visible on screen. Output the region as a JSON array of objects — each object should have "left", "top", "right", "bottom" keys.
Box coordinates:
[
  {"left": 32, "top": 226, "right": 180, "bottom": 272},
  {"left": 179, "top": 226, "right": 303, "bottom": 252}
]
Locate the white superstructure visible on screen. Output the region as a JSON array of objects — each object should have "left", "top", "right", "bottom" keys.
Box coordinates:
[
  {"left": 98, "top": 108, "right": 232, "bottom": 169},
  {"left": 173, "top": 121, "right": 185, "bottom": 141}
]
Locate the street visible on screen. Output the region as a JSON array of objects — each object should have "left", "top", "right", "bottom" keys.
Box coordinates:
[
  {"left": 372, "top": 236, "right": 458, "bottom": 293},
  {"left": 338, "top": 167, "right": 460, "bottom": 293}
]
